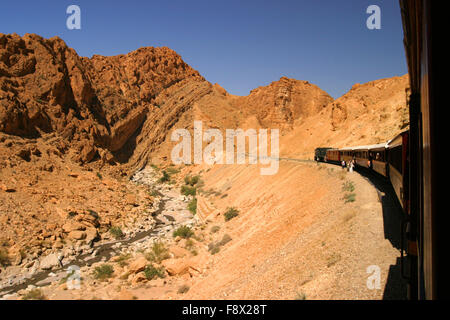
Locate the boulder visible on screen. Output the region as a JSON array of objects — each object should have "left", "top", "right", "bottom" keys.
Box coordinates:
[
  {"left": 85, "top": 227, "right": 98, "bottom": 244},
  {"left": 62, "top": 221, "right": 85, "bottom": 233},
  {"left": 40, "top": 253, "right": 61, "bottom": 270},
  {"left": 68, "top": 230, "right": 86, "bottom": 240},
  {"left": 128, "top": 256, "right": 148, "bottom": 274},
  {"left": 161, "top": 259, "right": 190, "bottom": 276},
  {"left": 131, "top": 272, "right": 147, "bottom": 285}
]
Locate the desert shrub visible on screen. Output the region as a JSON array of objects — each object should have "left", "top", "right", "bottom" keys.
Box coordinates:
[
  {"left": 208, "top": 234, "right": 232, "bottom": 255},
  {"left": 166, "top": 167, "right": 180, "bottom": 175},
  {"left": 144, "top": 265, "right": 165, "bottom": 280},
  {"left": 158, "top": 170, "right": 171, "bottom": 183},
  {"left": 68, "top": 211, "right": 78, "bottom": 218},
  {"left": 188, "top": 198, "right": 197, "bottom": 214},
  {"left": 173, "top": 226, "right": 194, "bottom": 239},
  {"left": 342, "top": 181, "right": 355, "bottom": 192},
  {"left": 96, "top": 172, "right": 103, "bottom": 179},
  {"left": 344, "top": 193, "right": 356, "bottom": 203},
  {"left": 178, "top": 285, "right": 190, "bottom": 294},
  {"left": 145, "top": 241, "right": 170, "bottom": 263},
  {"left": 218, "top": 234, "right": 232, "bottom": 246},
  {"left": 210, "top": 226, "right": 220, "bottom": 234},
  {"left": 116, "top": 253, "right": 132, "bottom": 267},
  {"left": 224, "top": 207, "right": 239, "bottom": 221},
  {"left": 184, "top": 175, "right": 200, "bottom": 186},
  {"left": 295, "top": 292, "right": 307, "bottom": 300},
  {"left": 185, "top": 239, "right": 195, "bottom": 250},
  {"left": 327, "top": 253, "right": 342, "bottom": 267},
  {"left": 109, "top": 226, "right": 124, "bottom": 239},
  {"left": 93, "top": 264, "right": 114, "bottom": 280},
  {"left": 208, "top": 243, "right": 220, "bottom": 255},
  {"left": 22, "top": 289, "right": 46, "bottom": 300},
  {"left": 0, "top": 249, "right": 10, "bottom": 267},
  {"left": 181, "top": 185, "right": 196, "bottom": 196}
]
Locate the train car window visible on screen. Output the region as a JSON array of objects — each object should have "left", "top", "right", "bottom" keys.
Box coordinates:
[{"left": 388, "top": 146, "right": 402, "bottom": 173}]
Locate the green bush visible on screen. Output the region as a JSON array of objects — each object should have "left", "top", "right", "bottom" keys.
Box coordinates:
[
  {"left": 208, "top": 243, "right": 220, "bottom": 255},
  {"left": 158, "top": 170, "right": 171, "bottom": 183},
  {"left": 224, "top": 207, "right": 239, "bottom": 221},
  {"left": 145, "top": 241, "right": 170, "bottom": 263},
  {"left": 166, "top": 167, "right": 180, "bottom": 175},
  {"left": 144, "top": 265, "right": 165, "bottom": 280},
  {"left": 116, "top": 253, "right": 132, "bottom": 267},
  {"left": 344, "top": 193, "right": 356, "bottom": 203},
  {"left": 109, "top": 226, "right": 124, "bottom": 239},
  {"left": 218, "top": 234, "right": 232, "bottom": 246},
  {"left": 173, "top": 226, "right": 194, "bottom": 239},
  {"left": 342, "top": 181, "right": 355, "bottom": 192},
  {"left": 181, "top": 185, "right": 196, "bottom": 196},
  {"left": 188, "top": 198, "right": 197, "bottom": 215},
  {"left": 208, "top": 234, "right": 232, "bottom": 255},
  {"left": 184, "top": 175, "right": 200, "bottom": 186},
  {"left": 93, "top": 264, "right": 114, "bottom": 280}
]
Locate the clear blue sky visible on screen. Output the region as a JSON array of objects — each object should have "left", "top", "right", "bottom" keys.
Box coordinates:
[{"left": 0, "top": 0, "right": 407, "bottom": 98}]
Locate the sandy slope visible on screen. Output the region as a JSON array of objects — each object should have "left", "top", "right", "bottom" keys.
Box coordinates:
[{"left": 158, "top": 160, "right": 402, "bottom": 300}]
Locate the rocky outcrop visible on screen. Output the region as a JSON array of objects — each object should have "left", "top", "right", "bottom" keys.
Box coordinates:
[
  {"left": 234, "top": 77, "right": 334, "bottom": 130},
  {"left": 0, "top": 33, "right": 203, "bottom": 164}
]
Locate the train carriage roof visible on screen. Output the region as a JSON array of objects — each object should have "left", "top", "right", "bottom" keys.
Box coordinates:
[{"left": 338, "top": 143, "right": 387, "bottom": 152}]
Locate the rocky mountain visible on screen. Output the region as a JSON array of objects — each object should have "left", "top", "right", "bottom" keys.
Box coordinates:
[
  {"left": 1, "top": 33, "right": 340, "bottom": 170},
  {"left": 0, "top": 33, "right": 203, "bottom": 165},
  {"left": 279, "top": 75, "right": 410, "bottom": 158},
  {"left": 0, "top": 33, "right": 410, "bottom": 299}
]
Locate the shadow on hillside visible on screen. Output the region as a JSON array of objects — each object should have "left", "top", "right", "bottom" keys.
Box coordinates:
[{"left": 355, "top": 167, "right": 408, "bottom": 300}]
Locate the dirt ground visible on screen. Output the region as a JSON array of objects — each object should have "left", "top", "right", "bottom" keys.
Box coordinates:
[
  {"left": 2, "top": 160, "right": 406, "bottom": 300},
  {"left": 113, "top": 160, "right": 405, "bottom": 300}
]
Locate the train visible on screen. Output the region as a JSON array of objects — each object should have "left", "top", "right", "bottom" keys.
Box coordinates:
[
  {"left": 318, "top": 130, "right": 409, "bottom": 210},
  {"left": 314, "top": 1, "right": 446, "bottom": 299}
]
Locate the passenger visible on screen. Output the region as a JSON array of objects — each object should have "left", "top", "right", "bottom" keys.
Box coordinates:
[
  {"left": 349, "top": 160, "right": 354, "bottom": 173},
  {"left": 341, "top": 160, "right": 346, "bottom": 169}
]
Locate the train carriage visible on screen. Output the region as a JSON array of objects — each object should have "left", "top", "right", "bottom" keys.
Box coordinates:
[
  {"left": 352, "top": 145, "right": 369, "bottom": 168},
  {"left": 386, "top": 131, "right": 409, "bottom": 211},
  {"left": 340, "top": 148, "right": 353, "bottom": 164},
  {"left": 314, "top": 147, "right": 331, "bottom": 162},
  {"left": 324, "top": 148, "right": 340, "bottom": 164},
  {"left": 368, "top": 143, "right": 388, "bottom": 177}
]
